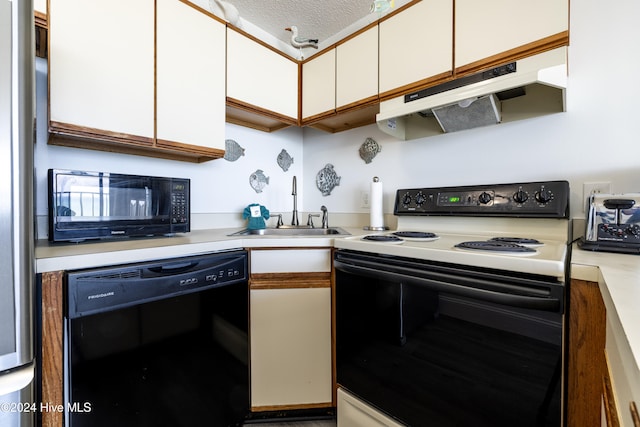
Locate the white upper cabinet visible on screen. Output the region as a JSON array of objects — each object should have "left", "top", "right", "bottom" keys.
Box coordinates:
[
  {"left": 379, "top": 0, "right": 453, "bottom": 96},
  {"left": 34, "top": 0, "right": 47, "bottom": 15},
  {"left": 156, "top": 0, "right": 225, "bottom": 151},
  {"left": 336, "top": 25, "right": 378, "bottom": 109},
  {"left": 455, "top": 0, "right": 569, "bottom": 69},
  {"left": 49, "top": 0, "right": 155, "bottom": 140},
  {"left": 302, "top": 49, "right": 336, "bottom": 120},
  {"left": 227, "top": 30, "right": 299, "bottom": 120}
]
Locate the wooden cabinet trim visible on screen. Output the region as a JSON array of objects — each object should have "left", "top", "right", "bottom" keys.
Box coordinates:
[
  {"left": 454, "top": 31, "right": 570, "bottom": 78},
  {"left": 631, "top": 401, "right": 640, "bottom": 427},
  {"left": 48, "top": 124, "right": 221, "bottom": 163},
  {"left": 227, "top": 25, "right": 300, "bottom": 62},
  {"left": 251, "top": 402, "right": 333, "bottom": 412},
  {"left": 567, "top": 279, "right": 607, "bottom": 427},
  {"left": 377, "top": 0, "right": 423, "bottom": 24},
  {"left": 378, "top": 70, "right": 453, "bottom": 103},
  {"left": 41, "top": 271, "right": 64, "bottom": 427},
  {"left": 301, "top": 110, "right": 337, "bottom": 126},
  {"left": 336, "top": 95, "right": 379, "bottom": 114},
  {"left": 35, "top": 10, "right": 48, "bottom": 28},
  {"left": 177, "top": 0, "right": 226, "bottom": 25},
  {"left": 250, "top": 272, "right": 331, "bottom": 289},
  {"left": 155, "top": 139, "right": 225, "bottom": 159},
  {"left": 226, "top": 97, "right": 298, "bottom": 126},
  {"left": 306, "top": 104, "right": 378, "bottom": 133},
  {"left": 49, "top": 121, "right": 154, "bottom": 147},
  {"left": 603, "top": 355, "right": 621, "bottom": 427}
]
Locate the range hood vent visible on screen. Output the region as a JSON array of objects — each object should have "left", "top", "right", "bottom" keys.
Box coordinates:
[
  {"left": 432, "top": 94, "right": 501, "bottom": 133},
  {"left": 377, "top": 47, "right": 567, "bottom": 140}
]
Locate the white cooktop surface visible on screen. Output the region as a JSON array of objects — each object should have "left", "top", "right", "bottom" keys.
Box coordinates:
[{"left": 334, "top": 226, "right": 569, "bottom": 280}]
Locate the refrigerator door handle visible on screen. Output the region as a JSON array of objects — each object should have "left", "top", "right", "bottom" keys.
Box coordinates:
[{"left": 0, "top": 362, "right": 34, "bottom": 396}]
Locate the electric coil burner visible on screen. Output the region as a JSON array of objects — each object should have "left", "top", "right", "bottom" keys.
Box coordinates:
[
  {"left": 391, "top": 231, "right": 439, "bottom": 241},
  {"left": 454, "top": 240, "right": 537, "bottom": 254},
  {"left": 361, "top": 235, "right": 404, "bottom": 243},
  {"left": 334, "top": 180, "right": 571, "bottom": 427},
  {"left": 490, "top": 237, "right": 543, "bottom": 245}
]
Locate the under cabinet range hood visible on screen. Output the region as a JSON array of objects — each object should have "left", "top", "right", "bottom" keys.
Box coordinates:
[{"left": 377, "top": 47, "right": 567, "bottom": 140}]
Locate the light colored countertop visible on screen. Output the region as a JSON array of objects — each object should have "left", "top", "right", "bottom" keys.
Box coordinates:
[
  {"left": 35, "top": 227, "right": 368, "bottom": 273},
  {"left": 571, "top": 244, "right": 640, "bottom": 384}
]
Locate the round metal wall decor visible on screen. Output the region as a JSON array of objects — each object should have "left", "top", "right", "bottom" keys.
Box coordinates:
[
  {"left": 359, "top": 137, "right": 381, "bottom": 164},
  {"left": 223, "top": 139, "right": 245, "bottom": 161},
  {"left": 316, "top": 164, "right": 341, "bottom": 196},
  {"left": 277, "top": 149, "right": 294, "bottom": 172},
  {"left": 249, "top": 169, "right": 269, "bottom": 193}
]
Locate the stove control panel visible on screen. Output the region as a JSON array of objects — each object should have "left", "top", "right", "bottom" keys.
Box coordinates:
[{"left": 394, "top": 181, "right": 569, "bottom": 218}]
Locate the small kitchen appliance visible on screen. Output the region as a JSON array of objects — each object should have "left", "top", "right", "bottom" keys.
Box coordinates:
[
  {"left": 579, "top": 193, "right": 640, "bottom": 254},
  {"left": 48, "top": 169, "right": 190, "bottom": 242}
]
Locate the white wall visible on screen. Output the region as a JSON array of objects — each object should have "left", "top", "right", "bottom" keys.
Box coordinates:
[
  {"left": 301, "top": 0, "right": 640, "bottom": 219},
  {"left": 35, "top": 0, "right": 640, "bottom": 236}
]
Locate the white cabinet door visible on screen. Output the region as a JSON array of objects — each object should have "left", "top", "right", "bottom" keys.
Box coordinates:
[
  {"left": 250, "top": 287, "right": 332, "bottom": 408},
  {"left": 302, "top": 49, "right": 336, "bottom": 120},
  {"left": 250, "top": 249, "right": 331, "bottom": 274},
  {"left": 336, "top": 25, "right": 378, "bottom": 109},
  {"left": 49, "top": 0, "right": 154, "bottom": 139},
  {"left": 34, "top": 0, "right": 46, "bottom": 15},
  {"left": 249, "top": 249, "right": 332, "bottom": 409},
  {"left": 227, "top": 30, "right": 299, "bottom": 120},
  {"left": 156, "top": 0, "right": 225, "bottom": 150},
  {"left": 455, "top": 0, "right": 569, "bottom": 68},
  {"left": 379, "top": 0, "right": 453, "bottom": 96}
]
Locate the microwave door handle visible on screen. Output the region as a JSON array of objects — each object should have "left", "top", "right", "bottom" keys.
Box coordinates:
[{"left": 334, "top": 261, "right": 561, "bottom": 312}]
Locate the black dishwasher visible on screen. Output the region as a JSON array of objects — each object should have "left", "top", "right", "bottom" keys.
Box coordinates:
[{"left": 64, "top": 250, "right": 249, "bottom": 427}]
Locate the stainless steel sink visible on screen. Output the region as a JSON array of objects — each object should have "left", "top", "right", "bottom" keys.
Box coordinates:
[{"left": 228, "top": 227, "right": 350, "bottom": 236}]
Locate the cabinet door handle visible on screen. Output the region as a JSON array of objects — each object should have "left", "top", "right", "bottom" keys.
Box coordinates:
[{"left": 631, "top": 401, "right": 640, "bottom": 427}]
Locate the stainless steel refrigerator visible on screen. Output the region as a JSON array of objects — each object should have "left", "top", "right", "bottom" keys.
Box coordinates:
[{"left": 0, "top": 0, "right": 35, "bottom": 426}]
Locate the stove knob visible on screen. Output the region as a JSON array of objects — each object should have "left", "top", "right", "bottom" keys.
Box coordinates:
[
  {"left": 513, "top": 190, "right": 528, "bottom": 204},
  {"left": 628, "top": 225, "right": 640, "bottom": 236},
  {"left": 402, "top": 194, "right": 412, "bottom": 206},
  {"left": 535, "top": 188, "right": 552, "bottom": 204},
  {"left": 478, "top": 192, "right": 492, "bottom": 204},
  {"left": 415, "top": 193, "right": 426, "bottom": 206}
]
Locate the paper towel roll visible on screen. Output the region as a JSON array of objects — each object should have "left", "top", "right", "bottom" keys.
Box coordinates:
[{"left": 370, "top": 177, "right": 384, "bottom": 229}]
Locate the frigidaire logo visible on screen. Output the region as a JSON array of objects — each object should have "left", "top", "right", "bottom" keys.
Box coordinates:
[
  {"left": 87, "top": 292, "right": 115, "bottom": 300},
  {"left": 111, "top": 230, "right": 126, "bottom": 235}
]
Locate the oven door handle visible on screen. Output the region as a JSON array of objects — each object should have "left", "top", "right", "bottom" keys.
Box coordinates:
[{"left": 334, "top": 261, "right": 561, "bottom": 312}]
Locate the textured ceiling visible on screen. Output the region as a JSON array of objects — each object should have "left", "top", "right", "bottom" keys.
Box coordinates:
[
  {"left": 193, "top": 0, "right": 410, "bottom": 57},
  {"left": 224, "top": 0, "right": 376, "bottom": 45}
]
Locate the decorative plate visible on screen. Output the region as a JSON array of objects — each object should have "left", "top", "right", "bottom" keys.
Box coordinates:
[
  {"left": 249, "top": 169, "right": 269, "bottom": 193},
  {"left": 316, "top": 164, "right": 341, "bottom": 196},
  {"left": 359, "top": 137, "right": 381, "bottom": 164},
  {"left": 223, "top": 139, "right": 245, "bottom": 161},
  {"left": 277, "top": 149, "right": 294, "bottom": 172}
]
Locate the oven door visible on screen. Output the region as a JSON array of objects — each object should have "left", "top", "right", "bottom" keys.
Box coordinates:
[{"left": 334, "top": 250, "right": 564, "bottom": 427}]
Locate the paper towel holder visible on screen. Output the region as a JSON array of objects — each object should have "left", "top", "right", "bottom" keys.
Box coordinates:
[{"left": 364, "top": 177, "right": 389, "bottom": 231}]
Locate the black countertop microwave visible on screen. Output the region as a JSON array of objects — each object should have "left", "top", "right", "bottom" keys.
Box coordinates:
[{"left": 48, "top": 169, "right": 190, "bottom": 242}]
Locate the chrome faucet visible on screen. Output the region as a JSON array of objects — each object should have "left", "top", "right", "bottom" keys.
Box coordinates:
[
  {"left": 274, "top": 214, "right": 283, "bottom": 228},
  {"left": 321, "top": 205, "right": 328, "bottom": 229},
  {"left": 307, "top": 213, "right": 320, "bottom": 228},
  {"left": 291, "top": 176, "right": 299, "bottom": 226}
]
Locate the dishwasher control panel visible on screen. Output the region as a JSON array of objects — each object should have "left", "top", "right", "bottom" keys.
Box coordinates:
[{"left": 67, "top": 250, "right": 247, "bottom": 318}]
